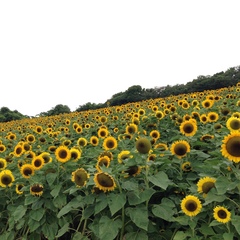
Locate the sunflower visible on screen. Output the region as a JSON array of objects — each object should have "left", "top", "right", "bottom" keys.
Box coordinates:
[
  {"left": 200, "top": 134, "right": 214, "bottom": 142},
  {"left": 118, "top": 150, "right": 133, "bottom": 163},
  {"left": 0, "top": 144, "right": 6, "bottom": 153},
  {"left": 26, "top": 134, "right": 36, "bottom": 143},
  {"left": 124, "top": 165, "right": 141, "bottom": 177},
  {"left": 30, "top": 184, "right": 44, "bottom": 197},
  {"left": 213, "top": 206, "right": 231, "bottom": 223},
  {"left": 98, "top": 151, "right": 113, "bottom": 161},
  {"left": 97, "top": 128, "right": 109, "bottom": 138},
  {"left": 20, "top": 164, "right": 35, "bottom": 178},
  {"left": 90, "top": 136, "right": 99, "bottom": 146},
  {"left": 35, "top": 126, "right": 43, "bottom": 134},
  {"left": 201, "top": 99, "right": 214, "bottom": 108},
  {"left": 207, "top": 112, "right": 219, "bottom": 123},
  {"left": 71, "top": 168, "right": 90, "bottom": 187},
  {"left": 0, "top": 158, "right": 7, "bottom": 170},
  {"left": 221, "top": 132, "right": 240, "bottom": 163},
  {"left": 197, "top": 176, "right": 216, "bottom": 197},
  {"left": 149, "top": 130, "right": 161, "bottom": 140},
  {"left": 125, "top": 123, "right": 138, "bottom": 135},
  {"left": 226, "top": 117, "right": 240, "bottom": 132},
  {"left": 70, "top": 148, "right": 81, "bottom": 162},
  {"left": 96, "top": 156, "right": 111, "bottom": 172},
  {"left": 55, "top": 145, "right": 71, "bottom": 163},
  {"left": 77, "top": 137, "right": 88, "bottom": 147},
  {"left": 136, "top": 137, "right": 152, "bottom": 154},
  {"left": 180, "top": 120, "right": 197, "bottom": 137},
  {"left": 103, "top": 136, "right": 118, "bottom": 151},
  {"left": 155, "top": 111, "right": 164, "bottom": 120},
  {"left": 181, "top": 161, "right": 192, "bottom": 172},
  {"left": 93, "top": 172, "right": 116, "bottom": 192},
  {"left": 181, "top": 195, "right": 202, "bottom": 217},
  {"left": 32, "top": 155, "right": 45, "bottom": 170},
  {"left": 170, "top": 140, "right": 190, "bottom": 158},
  {"left": 40, "top": 152, "right": 52, "bottom": 164},
  {"left": 0, "top": 169, "right": 15, "bottom": 187},
  {"left": 14, "top": 144, "right": 24, "bottom": 157},
  {"left": 16, "top": 184, "right": 24, "bottom": 194},
  {"left": 199, "top": 114, "right": 208, "bottom": 124}
]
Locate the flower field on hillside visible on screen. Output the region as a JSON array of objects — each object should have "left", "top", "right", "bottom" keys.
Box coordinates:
[{"left": 0, "top": 83, "right": 240, "bottom": 240}]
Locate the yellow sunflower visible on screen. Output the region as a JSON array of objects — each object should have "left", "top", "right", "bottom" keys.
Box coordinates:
[
  {"left": 32, "top": 155, "right": 45, "bottom": 170},
  {"left": 96, "top": 156, "right": 111, "bottom": 172},
  {"left": 226, "top": 117, "right": 240, "bottom": 132},
  {"left": 71, "top": 168, "right": 90, "bottom": 187},
  {"left": 0, "top": 158, "right": 7, "bottom": 170},
  {"left": 16, "top": 184, "right": 24, "bottom": 194},
  {"left": 20, "top": 164, "right": 35, "bottom": 178},
  {"left": 221, "top": 132, "right": 240, "bottom": 163},
  {"left": 179, "top": 120, "right": 198, "bottom": 137},
  {"left": 77, "top": 137, "right": 88, "bottom": 147},
  {"left": 181, "top": 195, "right": 202, "bottom": 217},
  {"left": 118, "top": 150, "right": 133, "bottom": 163},
  {"left": 70, "top": 148, "right": 82, "bottom": 162},
  {"left": 207, "top": 112, "right": 219, "bottom": 123},
  {"left": 170, "top": 140, "right": 190, "bottom": 158},
  {"left": 125, "top": 123, "right": 138, "bottom": 135},
  {"left": 55, "top": 146, "right": 71, "bottom": 163},
  {"left": 181, "top": 161, "right": 192, "bottom": 172},
  {"left": 30, "top": 184, "right": 44, "bottom": 197},
  {"left": 213, "top": 206, "right": 231, "bottom": 223},
  {"left": 0, "top": 169, "right": 15, "bottom": 187},
  {"left": 97, "top": 128, "right": 109, "bottom": 139},
  {"left": 90, "top": 136, "right": 99, "bottom": 146},
  {"left": 197, "top": 176, "right": 216, "bottom": 197},
  {"left": 124, "top": 165, "right": 141, "bottom": 177},
  {"left": 149, "top": 130, "right": 161, "bottom": 140},
  {"left": 103, "top": 136, "right": 118, "bottom": 151},
  {"left": 93, "top": 172, "right": 116, "bottom": 192}
]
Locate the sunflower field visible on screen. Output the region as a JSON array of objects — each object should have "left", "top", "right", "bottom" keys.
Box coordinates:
[{"left": 0, "top": 83, "right": 240, "bottom": 240}]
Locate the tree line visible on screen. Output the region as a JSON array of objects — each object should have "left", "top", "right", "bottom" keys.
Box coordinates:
[{"left": 1, "top": 65, "right": 239, "bottom": 122}]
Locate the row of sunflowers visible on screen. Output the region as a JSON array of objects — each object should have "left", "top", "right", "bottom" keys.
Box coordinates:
[{"left": 0, "top": 83, "right": 240, "bottom": 239}]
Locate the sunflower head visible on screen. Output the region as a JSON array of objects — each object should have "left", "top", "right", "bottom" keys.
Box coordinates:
[
  {"left": 170, "top": 140, "right": 190, "bottom": 158},
  {"left": 226, "top": 117, "right": 240, "bottom": 132},
  {"left": 20, "top": 164, "right": 35, "bottom": 178},
  {"left": 0, "top": 169, "right": 15, "bottom": 187},
  {"left": 181, "top": 195, "right": 202, "bottom": 217},
  {"left": 103, "top": 136, "right": 118, "bottom": 151},
  {"left": 93, "top": 172, "right": 116, "bottom": 193},
  {"left": 30, "top": 184, "right": 44, "bottom": 197},
  {"left": 71, "top": 168, "right": 89, "bottom": 187},
  {"left": 180, "top": 120, "right": 198, "bottom": 137},
  {"left": 197, "top": 176, "right": 216, "bottom": 196},
  {"left": 136, "top": 138, "right": 152, "bottom": 154},
  {"left": 213, "top": 206, "right": 231, "bottom": 223},
  {"left": 55, "top": 145, "right": 71, "bottom": 163}
]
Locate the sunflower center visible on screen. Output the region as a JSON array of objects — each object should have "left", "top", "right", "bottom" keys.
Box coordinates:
[
  {"left": 202, "top": 182, "right": 215, "bottom": 194},
  {"left": 31, "top": 185, "right": 43, "bottom": 193},
  {"left": 106, "top": 140, "right": 114, "bottom": 148},
  {"left": 125, "top": 166, "right": 139, "bottom": 175},
  {"left": 1, "top": 174, "right": 12, "bottom": 185},
  {"left": 34, "top": 159, "right": 42, "bottom": 167},
  {"left": 59, "top": 150, "right": 67, "bottom": 158},
  {"left": 230, "top": 120, "right": 240, "bottom": 130},
  {"left": 16, "top": 147, "right": 22, "bottom": 155},
  {"left": 185, "top": 200, "right": 197, "bottom": 212},
  {"left": 175, "top": 144, "right": 187, "bottom": 156},
  {"left": 75, "top": 172, "right": 87, "bottom": 186},
  {"left": 183, "top": 124, "right": 194, "bottom": 133},
  {"left": 24, "top": 168, "right": 33, "bottom": 176},
  {"left": 97, "top": 173, "right": 114, "bottom": 187},
  {"left": 217, "top": 209, "right": 227, "bottom": 219},
  {"left": 226, "top": 137, "right": 240, "bottom": 157}
]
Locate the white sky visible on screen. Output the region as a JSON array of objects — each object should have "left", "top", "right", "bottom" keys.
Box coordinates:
[{"left": 1, "top": 1, "right": 240, "bottom": 116}]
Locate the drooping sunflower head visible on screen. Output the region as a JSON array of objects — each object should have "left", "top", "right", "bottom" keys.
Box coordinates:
[
  {"left": 96, "top": 156, "right": 111, "bottom": 172},
  {"left": 181, "top": 195, "right": 202, "bottom": 217},
  {"left": 180, "top": 120, "right": 197, "bottom": 137},
  {"left": 136, "top": 137, "right": 152, "bottom": 154},
  {"left": 71, "top": 168, "right": 90, "bottom": 187},
  {"left": 170, "top": 140, "right": 190, "bottom": 158},
  {"left": 0, "top": 169, "right": 15, "bottom": 187},
  {"left": 93, "top": 172, "right": 116, "bottom": 192},
  {"left": 213, "top": 206, "right": 231, "bottom": 223},
  {"left": 0, "top": 158, "right": 7, "bottom": 170},
  {"left": 98, "top": 151, "right": 113, "bottom": 161},
  {"left": 16, "top": 184, "right": 24, "bottom": 194},
  {"left": 118, "top": 150, "right": 133, "bottom": 163},
  {"left": 181, "top": 161, "right": 192, "bottom": 172},
  {"left": 55, "top": 145, "right": 71, "bottom": 163},
  {"left": 200, "top": 134, "right": 214, "bottom": 142},
  {"left": 103, "top": 136, "right": 118, "bottom": 151},
  {"left": 20, "top": 164, "right": 35, "bottom": 178},
  {"left": 221, "top": 132, "right": 240, "bottom": 163},
  {"left": 124, "top": 165, "right": 141, "bottom": 177},
  {"left": 226, "top": 117, "right": 240, "bottom": 132},
  {"left": 30, "top": 183, "right": 44, "bottom": 197},
  {"left": 197, "top": 176, "right": 216, "bottom": 196}
]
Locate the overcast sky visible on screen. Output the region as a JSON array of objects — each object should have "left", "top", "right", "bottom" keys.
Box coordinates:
[{"left": 1, "top": 1, "right": 239, "bottom": 116}]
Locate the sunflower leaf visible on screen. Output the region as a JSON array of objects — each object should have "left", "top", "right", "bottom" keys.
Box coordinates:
[
  {"left": 13, "top": 205, "right": 27, "bottom": 222},
  {"left": 124, "top": 230, "right": 148, "bottom": 240},
  {"left": 148, "top": 171, "right": 172, "bottom": 190},
  {"left": 107, "top": 192, "right": 126, "bottom": 216},
  {"left": 231, "top": 216, "right": 240, "bottom": 235}
]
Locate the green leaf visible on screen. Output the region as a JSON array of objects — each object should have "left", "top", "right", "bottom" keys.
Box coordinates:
[
  {"left": 95, "top": 197, "right": 108, "bottom": 214},
  {"left": 148, "top": 171, "right": 172, "bottom": 190},
  {"left": 24, "top": 195, "right": 39, "bottom": 205},
  {"left": 42, "top": 222, "right": 58, "bottom": 240},
  {"left": 173, "top": 215, "right": 189, "bottom": 226},
  {"left": 124, "top": 230, "right": 148, "bottom": 240},
  {"left": 107, "top": 192, "right": 126, "bottom": 216},
  {"left": 199, "top": 223, "right": 215, "bottom": 236},
  {"left": 72, "top": 232, "right": 89, "bottom": 240},
  {"left": 223, "top": 232, "right": 234, "bottom": 240},
  {"left": 173, "top": 231, "right": 191, "bottom": 240},
  {"left": 203, "top": 190, "right": 226, "bottom": 205},
  {"left": 13, "top": 205, "right": 27, "bottom": 222},
  {"left": 215, "top": 176, "right": 229, "bottom": 195},
  {"left": 30, "top": 208, "right": 45, "bottom": 221},
  {"left": 82, "top": 205, "right": 95, "bottom": 220},
  {"left": 28, "top": 218, "right": 41, "bottom": 232},
  {"left": 121, "top": 180, "right": 139, "bottom": 191},
  {"left": 57, "top": 204, "right": 73, "bottom": 218},
  {"left": 46, "top": 172, "right": 57, "bottom": 187},
  {"left": 98, "top": 216, "right": 121, "bottom": 240},
  {"left": 152, "top": 205, "right": 174, "bottom": 221},
  {"left": 126, "top": 204, "right": 149, "bottom": 231},
  {"left": 56, "top": 223, "right": 69, "bottom": 238},
  {"left": 128, "top": 188, "right": 155, "bottom": 205},
  {"left": 50, "top": 184, "right": 62, "bottom": 198},
  {"left": 231, "top": 215, "right": 240, "bottom": 235},
  {"left": 53, "top": 194, "right": 67, "bottom": 208}
]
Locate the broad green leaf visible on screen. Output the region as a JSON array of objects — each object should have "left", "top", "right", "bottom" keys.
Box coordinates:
[
  {"left": 128, "top": 188, "right": 155, "bottom": 205},
  {"left": 28, "top": 218, "right": 41, "bottom": 232},
  {"left": 215, "top": 176, "right": 229, "bottom": 195},
  {"left": 126, "top": 204, "right": 149, "bottom": 231},
  {"left": 56, "top": 223, "right": 69, "bottom": 238},
  {"left": 57, "top": 204, "right": 72, "bottom": 218},
  {"left": 72, "top": 232, "right": 89, "bottom": 240},
  {"left": 13, "top": 205, "right": 27, "bottom": 222},
  {"left": 98, "top": 216, "right": 122, "bottom": 240},
  {"left": 148, "top": 171, "right": 172, "bottom": 190},
  {"left": 121, "top": 180, "right": 139, "bottom": 191},
  {"left": 124, "top": 230, "right": 148, "bottom": 240},
  {"left": 223, "top": 232, "right": 234, "bottom": 240},
  {"left": 152, "top": 205, "right": 174, "bottom": 221},
  {"left": 173, "top": 231, "right": 191, "bottom": 240},
  {"left": 199, "top": 223, "right": 215, "bottom": 236},
  {"left": 46, "top": 172, "right": 57, "bottom": 186},
  {"left": 30, "top": 208, "right": 45, "bottom": 221},
  {"left": 24, "top": 195, "right": 39, "bottom": 205},
  {"left": 203, "top": 190, "right": 226, "bottom": 205},
  {"left": 82, "top": 205, "right": 95, "bottom": 220},
  {"left": 107, "top": 192, "right": 126, "bottom": 216},
  {"left": 94, "top": 198, "right": 108, "bottom": 214},
  {"left": 231, "top": 216, "right": 240, "bottom": 235},
  {"left": 173, "top": 215, "right": 189, "bottom": 226},
  {"left": 42, "top": 222, "right": 58, "bottom": 240},
  {"left": 50, "top": 184, "right": 62, "bottom": 198}
]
